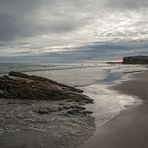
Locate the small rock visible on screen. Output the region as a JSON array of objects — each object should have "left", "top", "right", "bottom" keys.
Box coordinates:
[
  {"left": 0, "top": 89, "right": 4, "bottom": 95},
  {"left": 67, "top": 109, "right": 82, "bottom": 115},
  {"left": 34, "top": 106, "right": 63, "bottom": 114},
  {"left": 16, "top": 115, "right": 24, "bottom": 119},
  {"left": 83, "top": 111, "right": 93, "bottom": 114}
]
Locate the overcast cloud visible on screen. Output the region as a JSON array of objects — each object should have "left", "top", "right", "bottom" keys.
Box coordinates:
[{"left": 0, "top": 0, "right": 148, "bottom": 59}]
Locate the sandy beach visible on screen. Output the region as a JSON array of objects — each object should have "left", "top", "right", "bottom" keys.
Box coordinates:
[
  {"left": 79, "top": 70, "right": 148, "bottom": 148},
  {"left": 1, "top": 0, "right": 148, "bottom": 147},
  {"left": 0, "top": 67, "right": 148, "bottom": 148}
]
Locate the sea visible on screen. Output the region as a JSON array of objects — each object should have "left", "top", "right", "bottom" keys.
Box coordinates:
[{"left": 0, "top": 62, "right": 147, "bottom": 127}]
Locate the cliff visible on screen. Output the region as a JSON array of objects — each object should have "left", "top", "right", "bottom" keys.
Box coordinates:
[{"left": 123, "top": 56, "right": 148, "bottom": 64}]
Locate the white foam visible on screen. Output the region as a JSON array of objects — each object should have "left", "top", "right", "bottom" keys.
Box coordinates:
[{"left": 81, "top": 84, "right": 142, "bottom": 127}]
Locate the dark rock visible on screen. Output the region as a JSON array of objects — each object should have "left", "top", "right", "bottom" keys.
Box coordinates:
[
  {"left": 34, "top": 106, "right": 63, "bottom": 114},
  {"left": 9, "top": 71, "right": 30, "bottom": 79},
  {"left": 123, "top": 56, "right": 148, "bottom": 64},
  {"left": 0, "top": 72, "right": 93, "bottom": 104},
  {"left": 35, "top": 108, "right": 50, "bottom": 114},
  {"left": 16, "top": 115, "right": 24, "bottom": 119},
  {"left": 83, "top": 111, "right": 93, "bottom": 114},
  {"left": 66, "top": 108, "right": 92, "bottom": 115},
  {"left": 62, "top": 91, "right": 93, "bottom": 104},
  {"left": 67, "top": 109, "right": 83, "bottom": 115},
  {"left": 0, "top": 89, "right": 4, "bottom": 95},
  {"left": 9, "top": 71, "right": 83, "bottom": 93},
  {"left": 63, "top": 104, "right": 85, "bottom": 110},
  {"left": 106, "top": 62, "right": 122, "bottom": 64},
  {"left": 0, "top": 72, "right": 96, "bottom": 147}
]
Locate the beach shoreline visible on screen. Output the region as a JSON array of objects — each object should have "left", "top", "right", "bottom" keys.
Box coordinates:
[
  {"left": 79, "top": 70, "right": 148, "bottom": 148},
  {"left": 0, "top": 65, "right": 148, "bottom": 148}
]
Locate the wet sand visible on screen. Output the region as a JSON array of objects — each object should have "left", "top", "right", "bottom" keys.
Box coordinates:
[{"left": 79, "top": 71, "right": 148, "bottom": 148}]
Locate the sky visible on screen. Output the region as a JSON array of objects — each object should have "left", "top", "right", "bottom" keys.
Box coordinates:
[{"left": 0, "top": 0, "right": 148, "bottom": 63}]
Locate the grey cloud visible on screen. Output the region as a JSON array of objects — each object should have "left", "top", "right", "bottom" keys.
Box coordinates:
[
  {"left": 0, "top": 0, "right": 94, "bottom": 42},
  {"left": 1, "top": 0, "right": 146, "bottom": 42},
  {"left": 0, "top": 0, "right": 40, "bottom": 41},
  {"left": 0, "top": 0, "right": 148, "bottom": 58},
  {"left": 105, "top": 0, "right": 148, "bottom": 9}
]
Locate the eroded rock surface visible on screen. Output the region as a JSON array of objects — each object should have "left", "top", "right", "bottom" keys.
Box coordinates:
[
  {"left": 0, "top": 72, "right": 95, "bottom": 148},
  {"left": 0, "top": 71, "right": 92, "bottom": 103}
]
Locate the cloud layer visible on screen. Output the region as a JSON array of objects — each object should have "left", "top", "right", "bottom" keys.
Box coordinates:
[{"left": 0, "top": 0, "right": 148, "bottom": 59}]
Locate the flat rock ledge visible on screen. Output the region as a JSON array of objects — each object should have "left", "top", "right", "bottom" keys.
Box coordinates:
[{"left": 0, "top": 71, "right": 95, "bottom": 148}]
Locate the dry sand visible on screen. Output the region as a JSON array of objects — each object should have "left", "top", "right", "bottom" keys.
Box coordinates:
[{"left": 79, "top": 71, "right": 148, "bottom": 148}]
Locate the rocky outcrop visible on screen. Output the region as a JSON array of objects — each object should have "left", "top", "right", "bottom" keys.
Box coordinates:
[
  {"left": 0, "top": 71, "right": 93, "bottom": 103},
  {"left": 9, "top": 71, "right": 83, "bottom": 93},
  {"left": 0, "top": 72, "right": 96, "bottom": 148},
  {"left": 123, "top": 56, "right": 148, "bottom": 64}
]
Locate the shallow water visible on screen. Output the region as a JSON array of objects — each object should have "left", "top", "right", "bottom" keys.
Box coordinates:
[
  {"left": 0, "top": 63, "right": 147, "bottom": 127},
  {"left": 81, "top": 84, "right": 142, "bottom": 128}
]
